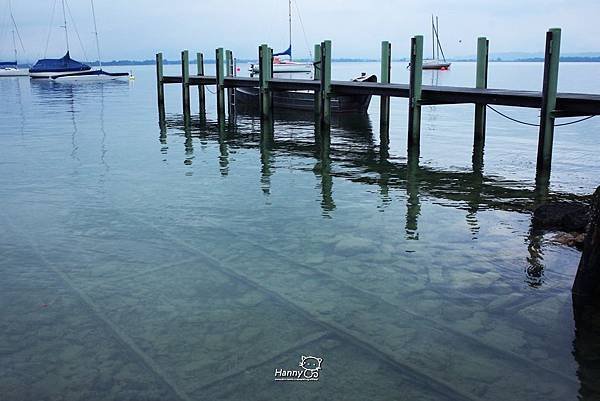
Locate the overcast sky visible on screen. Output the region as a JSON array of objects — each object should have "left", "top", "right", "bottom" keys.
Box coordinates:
[{"left": 1, "top": 0, "right": 599, "bottom": 62}]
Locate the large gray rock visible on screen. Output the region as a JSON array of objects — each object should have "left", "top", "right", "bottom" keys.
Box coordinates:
[{"left": 572, "top": 186, "right": 600, "bottom": 304}]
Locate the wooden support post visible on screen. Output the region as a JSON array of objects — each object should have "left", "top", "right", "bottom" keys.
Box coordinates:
[
  {"left": 196, "top": 52, "right": 205, "bottom": 114},
  {"left": 537, "top": 28, "right": 561, "bottom": 176},
  {"left": 380, "top": 40, "right": 392, "bottom": 131},
  {"left": 226, "top": 49, "right": 235, "bottom": 116},
  {"left": 474, "top": 37, "right": 489, "bottom": 144},
  {"left": 215, "top": 47, "right": 226, "bottom": 124},
  {"left": 258, "top": 44, "right": 273, "bottom": 121},
  {"left": 313, "top": 43, "right": 321, "bottom": 116},
  {"left": 320, "top": 40, "right": 332, "bottom": 129},
  {"left": 156, "top": 52, "right": 165, "bottom": 121},
  {"left": 181, "top": 50, "right": 190, "bottom": 121},
  {"left": 408, "top": 36, "right": 423, "bottom": 156}
]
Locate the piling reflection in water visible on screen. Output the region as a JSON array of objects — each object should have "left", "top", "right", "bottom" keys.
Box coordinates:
[{"left": 159, "top": 109, "right": 589, "bottom": 283}]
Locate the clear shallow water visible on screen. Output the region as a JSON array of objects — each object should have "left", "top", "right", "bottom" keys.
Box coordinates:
[{"left": 1, "top": 62, "right": 599, "bottom": 400}]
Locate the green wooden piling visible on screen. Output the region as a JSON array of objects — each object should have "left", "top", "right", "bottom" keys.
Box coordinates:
[
  {"left": 258, "top": 44, "right": 273, "bottom": 121},
  {"left": 380, "top": 41, "right": 392, "bottom": 130},
  {"left": 156, "top": 52, "right": 165, "bottom": 120},
  {"left": 215, "top": 47, "right": 226, "bottom": 124},
  {"left": 408, "top": 36, "right": 423, "bottom": 154},
  {"left": 474, "top": 37, "right": 489, "bottom": 144},
  {"left": 313, "top": 43, "right": 322, "bottom": 117},
  {"left": 537, "top": 28, "right": 561, "bottom": 176},
  {"left": 320, "top": 40, "right": 332, "bottom": 128},
  {"left": 181, "top": 50, "right": 190, "bottom": 120},
  {"left": 196, "top": 52, "right": 205, "bottom": 113},
  {"left": 226, "top": 50, "right": 234, "bottom": 116}
]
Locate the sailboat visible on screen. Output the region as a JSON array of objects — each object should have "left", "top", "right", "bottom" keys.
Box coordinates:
[
  {"left": 30, "top": 0, "right": 129, "bottom": 80},
  {"left": 423, "top": 15, "right": 451, "bottom": 70},
  {"left": 249, "top": 0, "right": 312, "bottom": 74},
  {"left": 0, "top": 0, "right": 29, "bottom": 76}
]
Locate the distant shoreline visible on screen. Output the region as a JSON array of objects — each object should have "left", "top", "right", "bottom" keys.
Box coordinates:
[{"left": 16, "top": 56, "right": 600, "bottom": 68}]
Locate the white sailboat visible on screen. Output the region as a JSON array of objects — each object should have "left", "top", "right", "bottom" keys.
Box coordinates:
[
  {"left": 30, "top": 0, "right": 129, "bottom": 80},
  {"left": 423, "top": 15, "right": 451, "bottom": 70},
  {"left": 51, "top": 0, "right": 129, "bottom": 81},
  {"left": 249, "top": 0, "right": 312, "bottom": 74},
  {"left": 0, "top": 0, "right": 29, "bottom": 77}
]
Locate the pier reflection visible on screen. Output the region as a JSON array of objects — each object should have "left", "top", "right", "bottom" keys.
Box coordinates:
[{"left": 160, "top": 111, "right": 586, "bottom": 285}]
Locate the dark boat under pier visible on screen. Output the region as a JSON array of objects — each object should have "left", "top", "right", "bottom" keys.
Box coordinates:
[{"left": 234, "top": 74, "right": 377, "bottom": 114}]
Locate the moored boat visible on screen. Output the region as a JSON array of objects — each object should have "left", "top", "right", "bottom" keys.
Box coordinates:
[
  {"left": 249, "top": 56, "right": 312, "bottom": 74},
  {"left": 0, "top": 4, "right": 29, "bottom": 77},
  {"left": 424, "top": 15, "right": 451, "bottom": 70},
  {"left": 0, "top": 62, "right": 29, "bottom": 77},
  {"left": 248, "top": 0, "right": 313, "bottom": 75},
  {"left": 423, "top": 60, "right": 451, "bottom": 70},
  {"left": 51, "top": 69, "right": 130, "bottom": 81},
  {"left": 29, "top": 52, "right": 91, "bottom": 79},
  {"left": 235, "top": 73, "right": 377, "bottom": 114},
  {"left": 31, "top": 0, "right": 129, "bottom": 81}
]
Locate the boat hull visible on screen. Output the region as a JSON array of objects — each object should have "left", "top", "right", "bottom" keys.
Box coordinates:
[
  {"left": 51, "top": 69, "right": 130, "bottom": 81},
  {"left": 422, "top": 61, "right": 451, "bottom": 70},
  {"left": 234, "top": 87, "right": 372, "bottom": 114},
  {"left": 30, "top": 71, "right": 74, "bottom": 79},
  {"left": 0, "top": 68, "right": 29, "bottom": 77},
  {"left": 249, "top": 63, "right": 313, "bottom": 74}
]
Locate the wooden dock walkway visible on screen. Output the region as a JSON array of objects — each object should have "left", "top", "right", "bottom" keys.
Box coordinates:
[
  {"left": 156, "top": 28, "right": 600, "bottom": 182},
  {"left": 162, "top": 75, "right": 600, "bottom": 117}
]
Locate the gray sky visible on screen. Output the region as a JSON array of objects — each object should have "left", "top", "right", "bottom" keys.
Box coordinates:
[{"left": 1, "top": 0, "right": 599, "bottom": 62}]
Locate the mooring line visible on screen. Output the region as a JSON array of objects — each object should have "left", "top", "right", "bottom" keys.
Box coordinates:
[
  {"left": 487, "top": 105, "right": 595, "bottom": 127},
  {"left": 0, "top": 214, "right": 193, "bottom": 401}
]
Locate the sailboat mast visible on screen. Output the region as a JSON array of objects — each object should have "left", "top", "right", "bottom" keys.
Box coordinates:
[
  {"left": 90, "top": 0, "right": 102, "bottom": 70},
  {"left": 12, "top": 30, "right": 17, "bottom": 63},
  {"left": 288, "top": 0, "right": 292, "bottom": 60},
  {"left": 61, "top": 0, "right": 70, "bottom": 53},
  {"left": 431, "top": 15, "right": 435, "bottom": 60},
  {"left": 436, "top": 16, "right": 440, "bottom": 60}
]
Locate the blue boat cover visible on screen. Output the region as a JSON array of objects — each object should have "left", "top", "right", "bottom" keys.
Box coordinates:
[
  {"left": 0, "top": 61, "right": 17, "bottom": 68},
  {"left": 274, "top": 46, "right": 292, "bottom": 58},
  {"left": 29, "top": 52, "right": 91, "bottom": 73}
]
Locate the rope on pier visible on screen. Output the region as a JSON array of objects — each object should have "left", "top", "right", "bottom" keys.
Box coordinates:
[
  {"left": 486, "top": 105, "right": 595, "bottom": 127},
  {"left": 555, "top": 115, "right": 596, "bottom": 126}
]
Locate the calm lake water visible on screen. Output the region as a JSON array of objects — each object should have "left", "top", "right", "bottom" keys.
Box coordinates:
[{"left": 1, "top": 61, "right": 600, "bottom": 400}]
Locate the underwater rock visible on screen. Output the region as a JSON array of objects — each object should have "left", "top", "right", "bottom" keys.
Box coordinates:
[
  {"left": 237, "top": 326, "right": 262, "bottom": 343},
  {"left": 533, "top": 201, "right": 589, "bottom": 233},
  {"left": 552, "top": 232, "right": 585, "bottom": 248},
  {"left": 573, "top": 186, "right": 600, "bottom": 304},
  {"left": 333, "top": 235, "right": 376, "bottom": 256}
]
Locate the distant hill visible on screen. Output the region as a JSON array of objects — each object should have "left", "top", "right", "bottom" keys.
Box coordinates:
[
  {"left": 451, "top": 52, "right": 600, "bottom": 62},
  {"left": 17, "top": 53, "right": 595, "bottom": 68}
]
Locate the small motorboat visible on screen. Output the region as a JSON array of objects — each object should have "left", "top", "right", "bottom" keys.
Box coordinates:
[{"left": 235, "top": 73, "right": 377, "bottom": 114}]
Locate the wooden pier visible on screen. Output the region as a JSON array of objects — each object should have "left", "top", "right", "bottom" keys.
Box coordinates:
[{"left": 155, "top": 28, "right": 600, "bottom": 181}]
